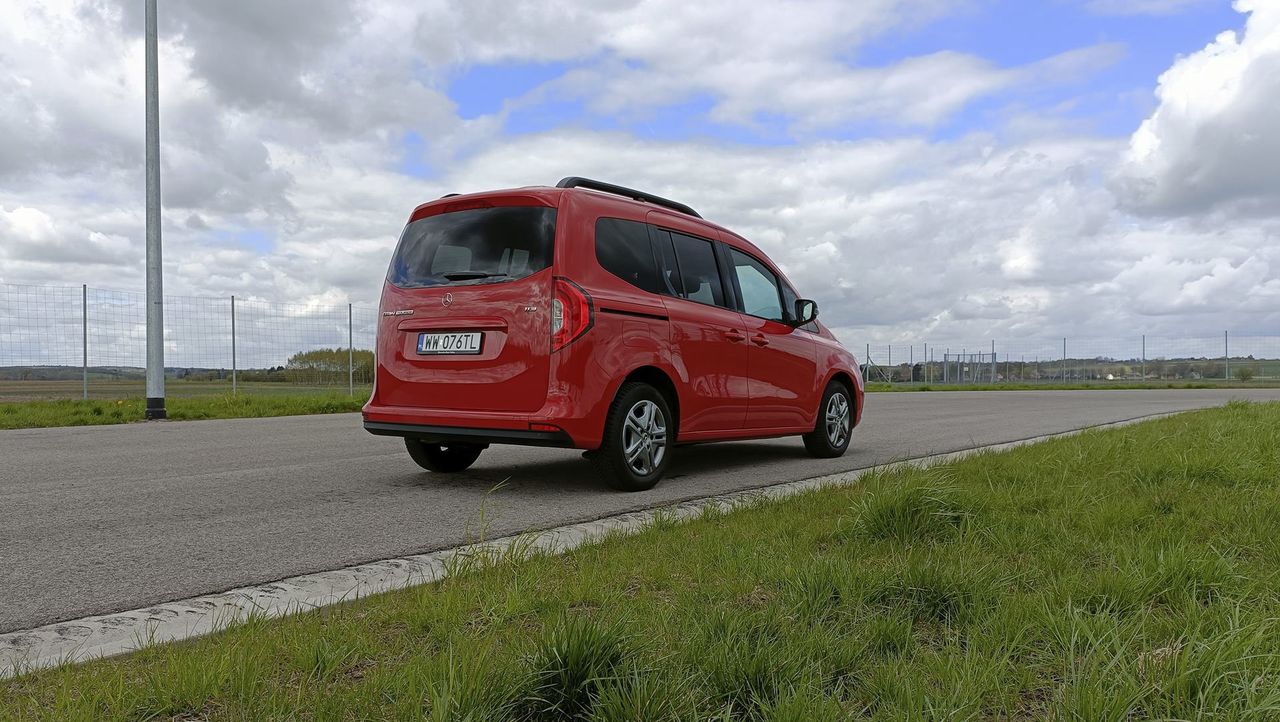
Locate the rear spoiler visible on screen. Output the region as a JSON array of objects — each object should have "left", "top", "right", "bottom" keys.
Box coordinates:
[{"left": 556, "top": 177, "right": 702, "bottom": 219}]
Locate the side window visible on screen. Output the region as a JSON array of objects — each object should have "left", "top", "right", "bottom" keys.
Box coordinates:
[
  {"left": 729, "top": 249, "right": 784, "bottom": 321},
  {"left": 669, "top": 232, "right": 726, "bottom": 307},
  {"left": 595, "top": 218, "right": 664, "bottom": 294}
]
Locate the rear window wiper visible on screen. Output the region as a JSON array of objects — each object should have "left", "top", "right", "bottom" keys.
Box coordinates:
[{"left": 441, "top": 271, "right": 508, "bottom": 281}]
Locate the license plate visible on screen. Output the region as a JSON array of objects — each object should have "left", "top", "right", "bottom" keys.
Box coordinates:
[{"left": 417, "top": 332, "right": 482, "bottom": 355}]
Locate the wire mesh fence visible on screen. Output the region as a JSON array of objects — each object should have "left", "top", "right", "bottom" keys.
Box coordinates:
[
  {"left": 0, "top": 283, "right": 378, "bottom": 400},
  {"left": 862, "top": 335, "right": 1280, "bottom": 385},
  {"left": 4, "top": 282, "right": 1278, "bottom": 400}
]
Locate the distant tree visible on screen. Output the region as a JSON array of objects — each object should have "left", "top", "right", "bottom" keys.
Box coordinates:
[
  {"left": 1235, "top": 367, "right": 1255, "bottom": 382},
  {"left": 285, "top": 348, "right": 375, "bottom": 385},
  {"left": 1199, "top": 362, "right": 1223, "bottom": 379}
]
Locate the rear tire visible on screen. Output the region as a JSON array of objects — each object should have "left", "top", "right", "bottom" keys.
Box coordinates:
[
  {"left": 803, "top": 381, "right": 853, "bottom": 458},
  {"left": 591, "top": 382, "right": 673, "bottom": 491},
  {"left": 404, "top": 439, "right": 484, "bottom": 472}
]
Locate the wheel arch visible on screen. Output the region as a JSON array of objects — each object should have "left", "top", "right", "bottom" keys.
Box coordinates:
[
  {"left": 616, "top": 365, "right": 681, "bottom": 440},
  {"left": 824, "top": 369, "right": 861, "bottom": 428}
]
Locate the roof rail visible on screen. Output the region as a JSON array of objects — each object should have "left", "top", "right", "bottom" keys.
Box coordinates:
[{"left": 556, "top": 177, "right": 702, "bottom": 219}]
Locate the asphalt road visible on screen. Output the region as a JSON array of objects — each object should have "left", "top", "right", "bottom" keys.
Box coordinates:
[{"left": 4, "top": 389, "right": 1279, "bottom": 633}]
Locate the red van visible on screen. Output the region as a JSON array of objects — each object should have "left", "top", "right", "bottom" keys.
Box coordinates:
[{"left": 363, "top": 178, "right": 864, "bottom": 491}]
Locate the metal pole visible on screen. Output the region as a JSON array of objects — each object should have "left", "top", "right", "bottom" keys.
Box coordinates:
[
  {"left": 82, "top": 284, "right": 88, "bottom": 400},
  {"left": 1062, "top": 338, "right": 1067, "bottom": 382},
  {"left": 991, "top": 340, "right": 996, "bottom": 384},
  {"left": 231, "top": 295, "right": 237, "bottom": 394},
  {"left": 348, "top": 303, "right": 354, "bottom": 396},
  {"left": 909, "top": 345, "right": 913, "bottom": 383},
  {"left": 888, "top": 345, "right": 892, "bottom": 381},
  {"left": 144, "top": 0, "right": 166, "bottom": 420},
  {"left": 1141, "top": 335, "right": 1146, "bottom": 381},
  {"left": 1224, "top": 330, "right": 1229, "bottom": 380}
]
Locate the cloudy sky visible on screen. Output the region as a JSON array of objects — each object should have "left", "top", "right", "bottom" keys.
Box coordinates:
[{"left": 1, "top": 0, "right": 1278, "bottom": 351}]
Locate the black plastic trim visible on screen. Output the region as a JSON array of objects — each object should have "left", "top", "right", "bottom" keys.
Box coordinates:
[
  {"left": 363, "top": 421, "right": 574, "bottom": 448},
  {"left": 711, "top": 240, "right": 741, "bottom": 314},
  {"left": 557, "top": 176, "right": 702, "bottom": 218},
  {"left": 599, "top": 307, "right": 669, "bottom": 321}
]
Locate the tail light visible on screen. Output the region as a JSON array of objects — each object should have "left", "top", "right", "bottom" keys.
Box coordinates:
[{"left": 551, "top": 277, "right": 593, "bottom": 351}]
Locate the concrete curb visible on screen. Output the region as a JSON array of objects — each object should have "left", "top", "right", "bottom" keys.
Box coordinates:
[{"left": 0, "top": 412, "right": 1176, "bottom": 678}]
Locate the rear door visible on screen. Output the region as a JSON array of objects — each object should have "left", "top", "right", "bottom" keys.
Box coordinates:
[
  {"left": 722, "top": 244, "right": 818, "bottom": 429},
  {"left": 377, "top": 201, "right": 556, "bottom": 413},
  {"left": 647, "top": 220, "right": 749, "bottom": 434}
]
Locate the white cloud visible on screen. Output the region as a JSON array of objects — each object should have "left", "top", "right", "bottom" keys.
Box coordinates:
[
  {"left": 1115, "top": 0, "right": 1280, "bottom": 216},
  {"left": 0, "top": 0, "right": 1277, "bottom": 360}
]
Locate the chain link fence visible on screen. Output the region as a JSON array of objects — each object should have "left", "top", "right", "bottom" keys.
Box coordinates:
[
  {"left": 0, "top": 283, "right": 378, "bottom": 400},
  {"left": 862, "top": 335, "right": 1280, "bottom": 385}
]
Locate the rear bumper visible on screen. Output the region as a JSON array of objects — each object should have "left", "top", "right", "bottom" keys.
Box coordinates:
[
  {"left": 362, "top": 400, "right": 595, "bottom": 448},
  {"left": 364, "top": 420, "right": 574, "bottom": 448}
]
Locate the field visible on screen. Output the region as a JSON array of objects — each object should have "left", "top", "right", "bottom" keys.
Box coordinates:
[
  {"left": 0, "top": 392, "right": 368, "bottom": 430},
  {"left": 4, "top": 401, "right": 1278, "bottom": 719},
  {"left": 3, "top": 377, "right": 1279, "bottom": 433},
  {"left": 0, "top": 379, "right": 360, "bottom": 402}
]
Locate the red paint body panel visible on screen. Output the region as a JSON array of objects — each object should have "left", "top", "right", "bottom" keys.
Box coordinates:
[{"left": 363, "top": 184, "right": 865, "bottom": 450}]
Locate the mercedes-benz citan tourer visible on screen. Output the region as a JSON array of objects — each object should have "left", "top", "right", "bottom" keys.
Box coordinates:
[{"left": 363, "top": 177, "right": 864, "bottom": 491}]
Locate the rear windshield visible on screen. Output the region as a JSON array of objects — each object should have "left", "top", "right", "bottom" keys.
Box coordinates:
[{"left": 387, "top": 206, "right": 556, "bottom": 288}]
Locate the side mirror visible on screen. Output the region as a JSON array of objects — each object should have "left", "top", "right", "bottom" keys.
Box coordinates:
[{"left": 793, "top": 299, "right": 818, "bottom": 326}]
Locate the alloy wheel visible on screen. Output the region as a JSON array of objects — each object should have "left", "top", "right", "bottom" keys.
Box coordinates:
[
  {"left": 622, "top": 399, "right": 667, "bottom": 476},
  {"left": 825, "top": 392, "right": 850, "bottom": 448}
]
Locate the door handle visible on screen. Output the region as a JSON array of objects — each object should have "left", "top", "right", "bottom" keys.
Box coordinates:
[
  {"left": 750, "top": 333, "right": 769, "bottom": 347},
  {"left": 724, "top": 330, "right": 747, "bottom": 342}
]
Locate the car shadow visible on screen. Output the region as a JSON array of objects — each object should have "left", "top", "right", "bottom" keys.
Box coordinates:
[{"left": 389, "top": 439, "right": 813, "bottom": 493}]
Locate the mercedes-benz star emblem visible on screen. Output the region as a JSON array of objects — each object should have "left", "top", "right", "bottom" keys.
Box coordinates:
[{"left": 442, "top": 292, "right": 453, "bottom": 307}]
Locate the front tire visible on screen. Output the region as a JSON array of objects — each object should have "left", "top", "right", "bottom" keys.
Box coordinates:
[
  {"left": 591, "top": 382, "right": 673, "bottom": 491},
  {"left": 404, "top": 439, "right": 484, "bottom": 472},
  {"left": 803, "top": 382, "right": 853, "bottom": 458}
]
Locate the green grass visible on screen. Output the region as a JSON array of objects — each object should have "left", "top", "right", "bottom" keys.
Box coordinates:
[
  {"left": 0, "top": 392, "right": 366, "bottom": 430},
  {"left": 6, "top": 402, "right": 1280, "bottom": 719},
  {"left": 0, "top": 379, "right": 367, "bottom": 401},
  {"left": 866, "top": 379, "right": 1280, "bottom": 392}
]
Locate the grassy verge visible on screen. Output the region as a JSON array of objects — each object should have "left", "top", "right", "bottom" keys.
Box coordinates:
[
  {"left": 0, "top": 392, "right": 366, "bottom": 430},
  {"left": 5, "top": 403, "right": 1280, "bottom": 719},
  {"left": 865, "top": 380, "right": 1280, "bottom": 392}
]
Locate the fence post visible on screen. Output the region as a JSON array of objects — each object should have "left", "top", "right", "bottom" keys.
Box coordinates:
[
  {"left": 348, "top": 303, "right": 354, "bottom": 396},
  {"left": 1141, "top": 334, "right": 1145, "bottom": 381},
  {"left": 1062, "top": 338, "right": 1067, "bottom": 382},
  {"left": 82, "top": 284, "right": 88, "bottom": 400},
  {"left": 991, "top": 340, "right": 996, "bottom": 384},
  {"left": 230, "top": 295, "right": 237, "bottom": 394},
  {"left": 909, "top": 345, "right": 913, "bottom": 383},
  {"left": 1224, "top": 330, "right": 1229, "bottom": 381},
  {"left": 888, "top": 345, "right": 892, "bottom": 381}
]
